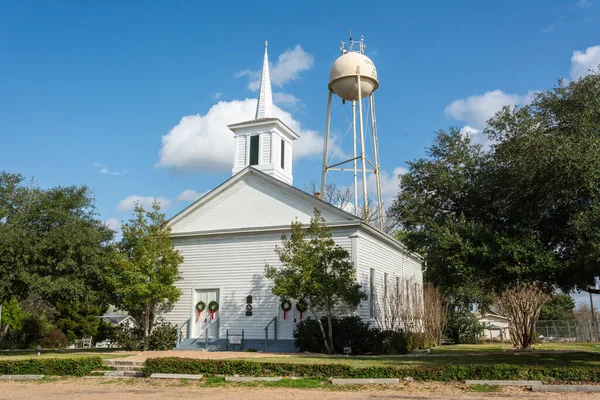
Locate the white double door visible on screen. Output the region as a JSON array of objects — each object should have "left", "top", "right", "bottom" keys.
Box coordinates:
[
  {"left": 277, "top": 301, "right": 307, "bottom": 339},
  {"left": 194, "top": 289, "right": 219, "bottom": 338}
]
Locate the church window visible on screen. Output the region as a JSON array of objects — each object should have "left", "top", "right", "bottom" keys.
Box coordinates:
[
  {"left": 280, "top": 139, "right": 285, "bottom": 169},
  {"left": 369, "top": 268, "right": 375, "bottom": 318},
  {"left": 250, "top": 135, "right": 259, "bottom": 165}
]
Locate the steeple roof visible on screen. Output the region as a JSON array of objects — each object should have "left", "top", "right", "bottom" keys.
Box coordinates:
[{"left": 255, "top": 41, "right": 273, "bottom": 119}]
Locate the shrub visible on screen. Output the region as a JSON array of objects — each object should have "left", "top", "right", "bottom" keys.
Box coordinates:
[
  {"left": 40, "top": 328, "right": 69, "bottom": 349},
  {"left": 0, "top": 357, "right": 103, "bottom": 376},
  {"left": 294, "top": 316, "right": 381, "bottom": 354},
  {"left": 146, "top": 321, "right": 178, "bottom": 350},
  {"left": 143, "top": 357, "right": 600, "bottom": 383},
  {"left": 445, "top": 308, "right": 484, "bottom": 344},
  {"left": 113, "top": 324, "right": 144, "bottom": 351},
  {"left": 14, "top": 315, "right": 53, "bottom": 348}
]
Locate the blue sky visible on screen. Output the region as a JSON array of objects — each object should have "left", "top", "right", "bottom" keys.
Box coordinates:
[{"left": 2, "top": 1, "right": 600, "bottom": 302}]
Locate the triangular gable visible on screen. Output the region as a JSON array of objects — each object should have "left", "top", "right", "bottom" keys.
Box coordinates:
[{"left": 169, "top": 167, "right": 360, "bottom": 235}]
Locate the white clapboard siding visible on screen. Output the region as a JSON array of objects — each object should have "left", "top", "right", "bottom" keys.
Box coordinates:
[
  {"left": 273, "top": 134, "right": 281, "bottom": 168},
  {"left": 261, "top": 132, "right": 271, "bottom": 164},
  {"left": 284, "top": 141, "right": 292, "bottom": 173},
  {"left": 164, "top": 228, "right": 356, "bottom": 339},
  {"left": 236, "top": 136, "right": 246, "bottom": 167},
  {"left": 356, "top": 230, "right": 423, "bottom": 323},
  {"left": 170, "top": 172, "right": 356, "bottom": 234}
]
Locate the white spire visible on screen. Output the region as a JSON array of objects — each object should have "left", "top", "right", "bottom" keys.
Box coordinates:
[{"left": 255, "top": 41, "right": 273, "bottom": 119}]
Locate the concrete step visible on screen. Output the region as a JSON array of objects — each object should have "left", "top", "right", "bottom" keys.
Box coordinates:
[
  {"left": 104, "top": 371, "right": 144, "bottom": 378},
  {"left": 102, "top": 360, "right": 145, "bottom": 367},
  {"left": 111, "top": 365, "right": 143, "bottom": 372}
]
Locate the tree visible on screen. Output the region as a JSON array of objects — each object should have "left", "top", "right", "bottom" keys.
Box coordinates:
[
  {"left": 497, "top": 283, "right": 551, "bottom": 350},
  {"left": 105, "top": 202, "right": 182, "bottom": 342},
  {"left": 0, "top": 171, "right": 114, "bottom": 341},
  {"left": 389, "top": 72, "right": 600, "bottom": 348},
  {"left": 265, "top": 209, "right": 367, "bottom": 354},
  {"left": 539, "top": 294, "right": 575, "bottom": 321}
]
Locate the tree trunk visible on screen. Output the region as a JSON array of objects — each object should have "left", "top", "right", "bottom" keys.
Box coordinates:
[
  {"left": 311, "top": 308, "right": 331, "bottom": 354},
  {"left": 326, "top": 312, "right": 334, "bottom": 354},
  {"left": 144, "top": 303, "right": 150, "bottom": 349}
]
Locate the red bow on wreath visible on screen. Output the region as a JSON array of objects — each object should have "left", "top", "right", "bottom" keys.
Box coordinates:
[
  {"left": 195, "top": 301, "right": 206, "bottom": 322},
  {"left": 281, "top": 299, "right": 292, "bottom": 320},
  {"left": 208, "top": 300, "right": 219, "bottom": 320}
]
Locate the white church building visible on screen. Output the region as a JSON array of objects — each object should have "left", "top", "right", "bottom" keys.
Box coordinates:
[{"left": 164, "top": 43, "right": 423, "bottom": 351}]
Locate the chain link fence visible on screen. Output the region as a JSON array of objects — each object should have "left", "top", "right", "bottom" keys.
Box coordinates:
[{"left": 536, "top": 320, "right": 600, "bottom": 342}]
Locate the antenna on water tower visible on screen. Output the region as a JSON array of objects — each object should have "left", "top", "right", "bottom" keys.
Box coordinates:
[{"left": 321, "top": 32, "right": 384, "bottom": 230}]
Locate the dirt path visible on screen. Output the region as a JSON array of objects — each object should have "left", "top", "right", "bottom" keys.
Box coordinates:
[{"left": 0, "top": 379, "right": 598, "bottom": 400}]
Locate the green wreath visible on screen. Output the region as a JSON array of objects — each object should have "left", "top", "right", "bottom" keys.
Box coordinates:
[
  {"left": 296, "top": 300, "right": 308, "bottom": 313},
  {"left": 280, "top": 299, "right": 292, "bottom": 312},
  {"left": 208, "top": 300, "right": 219, "bottom": 312},
  {"left": 195, "top": 301, "right": 206, "bottom": 312}
]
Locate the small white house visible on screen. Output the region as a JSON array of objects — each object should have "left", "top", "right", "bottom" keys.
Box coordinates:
[
  {"left": 477, "top": 312, "right": 511, "bottom": 342},
  {"left": 162, "top": 43, "right": 424, "bottom": 347}
]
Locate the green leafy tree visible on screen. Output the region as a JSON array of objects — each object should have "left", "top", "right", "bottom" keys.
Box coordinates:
[
  {"left": 0, "top": 171, "right": 114, "bottom": 341},
  {"left": 265, "top": 209, "right": 367, "bottom": 354},
  {"left": 539, "top": 294, "right": 575, "bottom": 321},
  {"left": 105, "top": 202, "right": 183, "bottom": 343},
  {"left": 0, "top": 298, "right": 26, "bottom": 339},
  {"left": 389, "top": 72, "right": 600, "bottom": 348}
]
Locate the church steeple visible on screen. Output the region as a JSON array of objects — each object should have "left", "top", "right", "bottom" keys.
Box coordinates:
[
  {"left": 228, "top": 41, "right": 299, "bottom": 186},
  {"left": 255, "top": 41, "right": 273, "bottom": 119}
]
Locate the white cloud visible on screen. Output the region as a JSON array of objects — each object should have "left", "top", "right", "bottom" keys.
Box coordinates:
[
  {"left": 445, "top": 90, "right": 531, "bottom": 130},
  {"left": 157, "top": 99, "right": 322, "bottom": 172},
  {"left": 116, "top": 196, "right": 172, "bottom": 212},
  {"left": 571, "top": 45, "right": 600, "bottom": 80},
  {"left": 176, "top": 189, "right": 208, "bottom": 202},
  {"left": 576, "top": 0, "right": 594, "bottom": 7},
  {"left": 243, "top": 45, "right": 315, "bottom": 90},
  {"left": 372, "top": 167, "right": 407, "bottom": 207},
  {"left": 94, "top": 163, "right": 127, "bottom": 176},
  {"left": 213, "top": 92, "right": 222, "bottom": 100},
  {"left": 105, "top": 217, "right": 121, "bottom": 232},
  {"left": 273, "top": 92, "right": 301, "bottom": 108}
]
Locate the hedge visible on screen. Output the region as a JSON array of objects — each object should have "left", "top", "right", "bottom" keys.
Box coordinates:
[
  {"left": 0, "top": 357, "right": 103, "bottom": 376},
  {"left": 143, "top": 357, "right": 600, "bottom": 383}
]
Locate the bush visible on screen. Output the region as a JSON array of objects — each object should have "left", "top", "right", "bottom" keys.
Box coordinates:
[
  {"left": 294, "top": 316, "right": 427, "bottom": 355},
  {"left": 40, "top": 328, "right": 69, "bottom": 349},
  {"left": 113, "top": 320, "right": 178, "bottom": 351},
  {"left": 113, "top": 325, "right": 144, "bottom": 351},
  {"left": 294, "top": 316, "right": 380, "bottom": 354},
  {"left": 0, "top": 357, "right": 103, "bottom": 376},
  {"left": 143, "top": 357, "right": 600, "bottom": 383},
  {"left": 146, "top": 321, "right": 178, "bottom": 350},
  {"left": 445, "top": 308, "right": 484, "bottom": 344},
  {"left": 12, "top": 315, "right": 54, "bottom": 349}
]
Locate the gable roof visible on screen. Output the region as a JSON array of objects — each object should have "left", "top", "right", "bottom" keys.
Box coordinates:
[
  {"left": 168, "top": 167, "right": 360, "bottom": 231},
  {"left": 168, "top": 167, "right": 422, "bottom": 261}
]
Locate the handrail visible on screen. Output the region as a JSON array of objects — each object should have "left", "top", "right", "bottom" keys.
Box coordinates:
[
  {"left": 263, "top": 316, "right": 277, "bottom": 352},
  {"left": 175, "top": 318, "right": 191, "bottom": 348},
  {"left": 203, "top": 317, "right": 220, "bottom": 351}
]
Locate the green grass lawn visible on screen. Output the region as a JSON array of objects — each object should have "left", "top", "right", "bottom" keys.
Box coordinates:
[
  {"left": 226, "top": 342, "right": 600, "bottom": 369},
  {"left": 0, "top": 349, "right": 132, "bottom": 360}
]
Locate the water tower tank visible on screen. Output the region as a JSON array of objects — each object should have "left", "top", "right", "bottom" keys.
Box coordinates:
[{"left": 328, "top": 51, "right": 379, "bottom": 101}]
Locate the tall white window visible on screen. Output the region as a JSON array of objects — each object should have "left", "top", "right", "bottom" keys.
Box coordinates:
[{"left": 369, "top": 268, "right": 376, "bottom": 318}]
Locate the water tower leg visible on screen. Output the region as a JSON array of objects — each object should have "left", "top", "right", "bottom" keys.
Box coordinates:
[
  {"left": 321, "top": 90, "right": 333, "bottom": 196},
  {"left": 369, "top": 94, "right": 384, "bottom": 230},
  {"left": 352, "top": 99, "right": 358, "bottom": 215},
  {"left": 357, "top": 75, "right": 369, "bottom": 215}
]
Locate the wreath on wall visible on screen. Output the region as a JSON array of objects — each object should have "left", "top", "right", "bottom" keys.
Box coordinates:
[
  {"left": 281, "top": 299, "right": 292, "bottom": 320},
  {"left": 296, "top": 300, "right": 308, "bottom": 320},
  {"left": 208, "top": 300, "right": 219, "bottom": 320},
  {"left": 195, "top": 301, "right": 206, "bottom": 321}
]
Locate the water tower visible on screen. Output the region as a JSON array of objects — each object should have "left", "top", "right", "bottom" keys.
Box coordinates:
[{"left": 320, "top": 32, "right": 384, "bottom": 229}]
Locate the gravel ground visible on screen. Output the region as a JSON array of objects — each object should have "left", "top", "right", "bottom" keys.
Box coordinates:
[{"left": 1, "top": 379, "right": 600, "bottom": 400}]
